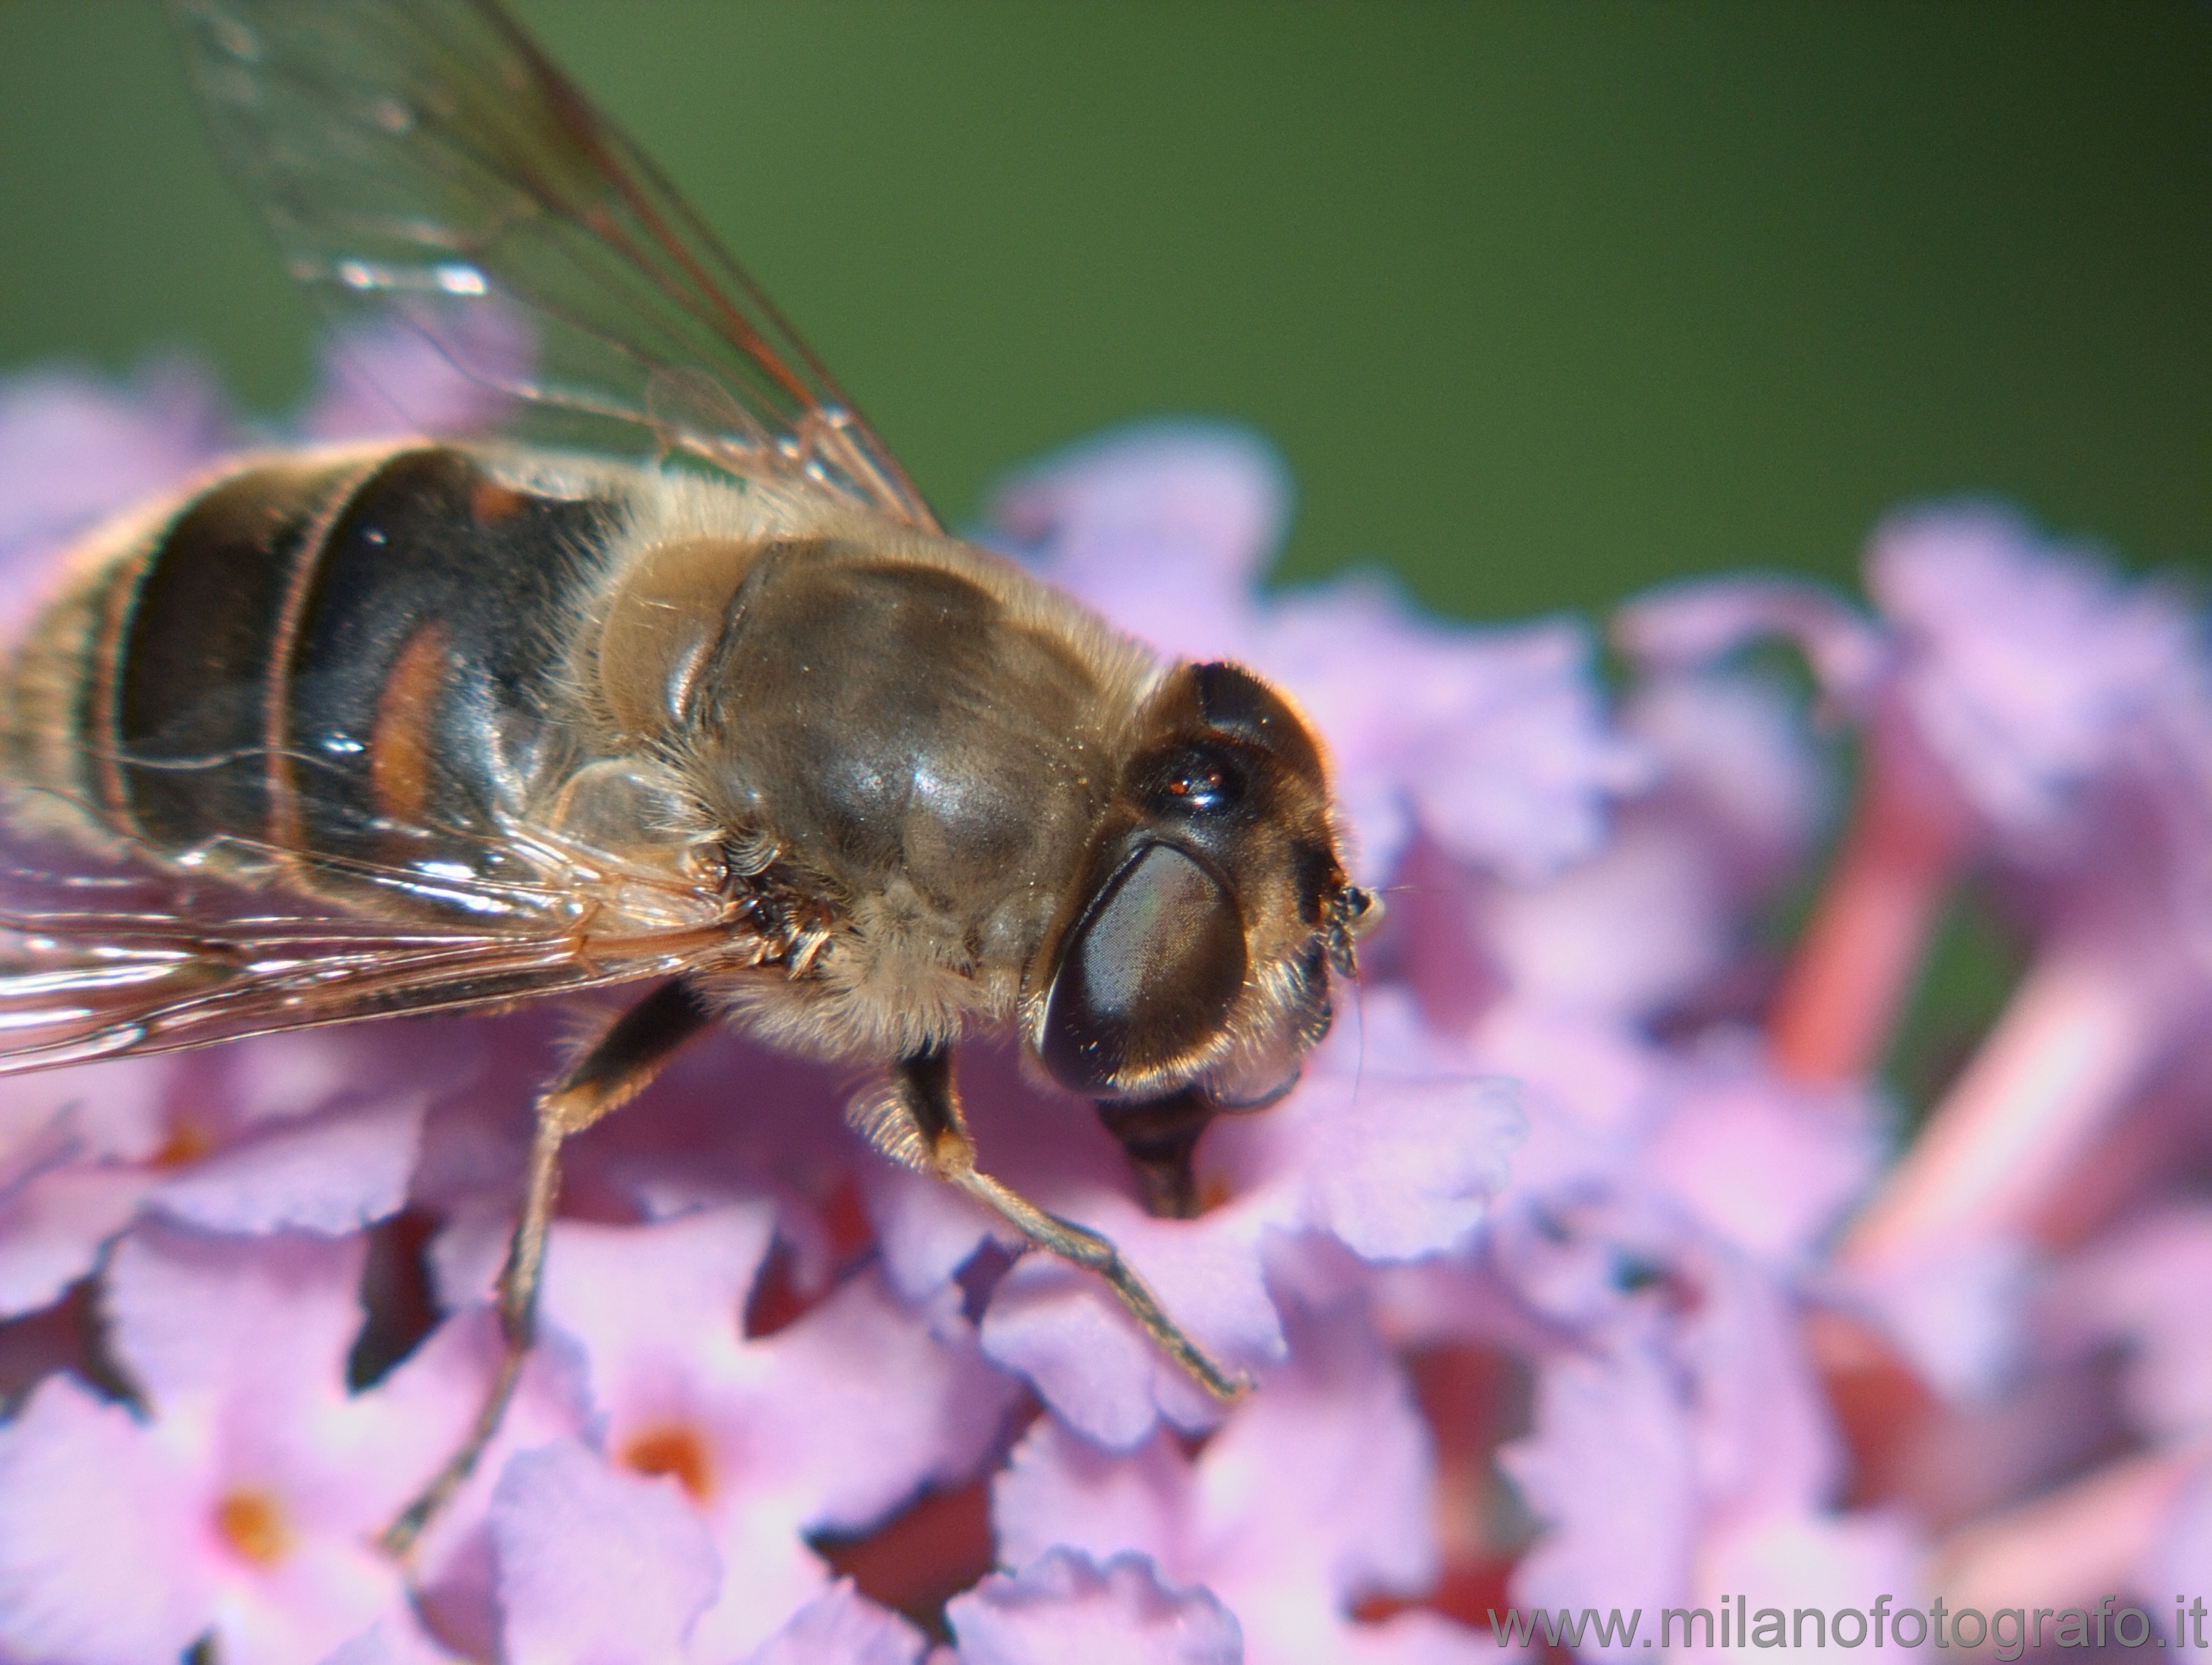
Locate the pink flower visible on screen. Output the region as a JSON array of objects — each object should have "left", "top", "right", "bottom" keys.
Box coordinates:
[
  {"left": 6, "top": 325, "right": 2210, "bottom": 1655},
  {"left": 992, "top": 1285, "right": 1479, "bottom": 1664},
  {"left": 0, "top": 358, "right": 231, "bottom": 579},
  {"left": 458, "top": 1201, "right": 1020, "bottom": 1659},
  {"left": 486, "top": 1438, "right": 722, "bottom": 1664},
  {"left": 2040, "top": 1202, "right": 2212, "bottom": 1443},
  {"left": 1865, "top": 506, "right": 2203, "bottom": 847},
  {"left": 1623, "top": 508, "right": 2212, "bottom": 1622},
  {"left": 1487, "top": 1188, "right": 1926, "bottom": 1654},
  {"left": 1813, "top": 516, "right": 2212, "bottom": 1396},
  {"left": 299, "top": 304, "right": 531, "bottom": 445},
  {"left": 0, "top": 1025, "right": 465, "bottom": 1321},
  {"left": 748, "top": 1581, "right": 929, "bottom": 1665},
  {"left": 0, "top": 1218, "right": 578, "bottom": 1664},
  {"left": 946, "top": 1550, "right": 1243, "bottom": 1665}
]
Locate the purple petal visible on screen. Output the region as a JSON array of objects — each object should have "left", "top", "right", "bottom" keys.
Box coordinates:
[
  {"left": 491, "top": 1439, "right": 721, "bottom": 1665},
  {"left": 1280, "top": 1067, "right": 1519, "bottom": 1265},
  {"left": 217, "top": 1547, "right": 422, "bottom": 1665},
  {"left": 1830, "top": 1237, "right": 2030, "bottom": 1402},
  {"left": 2039, "top": 1203, "right": 2212, "bottom": 1440},
  {"left": 1621, "top": 665, "right": 1833, "bottom": 903},
  {"left": 939, "top": 1003, "right": 1515, "bottom": 1448},
  {"left": 686, "top": 1528, "right": 835, "bottom": 1661},
  {"left": 865, "top": 1159, "right": 1019, "bottom": 1311},
  {"left": 103, "top": 1219, "right": 367, "bottom": 1415},
  {"left": 0, "top": 359, "right": 230, "bottom": 581},
  {"left": 1640, "top": 1036, "right": 1883, "bottom": 1268},
  {"left": 1500, "top": 1345, "right": 1700, "bottom": 1639},
  {"left": 302, "top": 306, "right": 532, "bottom": 442},
  {"left": 948, "top": 1549, "right": 1242, "bottom": 1665},
  {"left": 991, "top": 422, "right": 1289, "bottom": 660},
  {"left": 1613, "top": 574, "right": 1885, "bottom": 711},
  {"left": 743, "top": 1581, "right": 929, "bottom": 1665},
  {"left": 81, "top": 1217, "right": 557, "bottom": 1655},
  {"left": 1470, "top": 827, "right": 1731, "bottom": 1024},
  {"left": 860, "top": 1046, "right": 1279, "bottom": 1446},
  {"left": 0, "top": 1033, "right": 432, "bottom": 1317},
  {"left": 994, "top": 1418, "right": 1195, "bottom": 1575},
  {"left": 218, "top": 1030, "right": 405, "bottom": 1129},
  {"left": 1496, "top": 1185, "right": 1843, "bottom": 1505},
  {"left": 554, "top": 1026, "right": 868, "bottom": 1241},
  {"left": 1397, "top": 667, "right": 1827, "bottom": 1034},
  {"left": 1697, "top": 1512, "right": 1929, "bottom": 1650},
  {"left": 1268, "top": 600, "right": 1651, "bottom": 884},
  {"left": 357, "top": 1303, "right": 594, "bottom": 1597},
  {"left": 0, "top": 1375, "right": 208, "bottom": 1663},
  {"left": 0, "top": 1361, "right": 426, "bottom": 1665},
  {"left": 2137, "top": 1458, "right": 2212, "bottom": 1628},
  {"left": 980, "top": 1237, "right": 1269, "bottom": 1449},
  {"left": 0, "top": 1164, "right": 157, "bottom": 1318},
  {"left": 152, "top": 1091, "right": 428, "bottom": 1237},
  {"left": 0, "top": 1054, "right": 177, "bottom": 1172},
  {"left": 996, "top": 1295, "right": 1441, "bottom": 1656},
  {"left": 1463, "top": 1007, "right": 1656, "bottom": 1182},
  {"left": 1493, "top": 1178, "right": 1855, "bottom": 1647},
  {"left": 750, "top": 1266, "right": 1020, "bottom": 1532},
  {"left": 1869, "top": 504, "right": 2202, "bottom": 839},
  {"left": 315, "top": 1618, "right": 458, "bottom": 1665},
  {"left": 1674, "top": 1259, "right": 1843, "bottom": 1535},
  {"left": 534, "top": 1203, "right": 780, "bottom": 1395},
  {"left": 528, "top": 1207, "right": 1016, "bottom": 1657},
  {"left": 1184, "top": 1294, "right": 1440, "bottom": 1626},
  {"left": 0, "top": 1036, "right": 409, "bottom": 1302}
]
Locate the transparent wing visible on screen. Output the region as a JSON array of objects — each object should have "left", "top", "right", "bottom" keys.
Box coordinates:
[
  {"left": 166, "top": 0, "right": 938, "bottom": 528},
  {"left": 0, "top": 820, "right": 748, "bottom": 1073}
]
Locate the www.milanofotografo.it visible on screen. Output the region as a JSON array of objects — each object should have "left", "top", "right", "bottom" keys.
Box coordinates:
[{"left": 1486, "top": 1594, "right": 2212, "bottom": 1655}]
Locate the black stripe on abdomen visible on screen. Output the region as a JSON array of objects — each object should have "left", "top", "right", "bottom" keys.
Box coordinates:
[
  {"left": 108, "top": 453, "right": 379, "bottom": 851},
  {"left": 107, "top": 446, "right": 619, "bottom": 890}
]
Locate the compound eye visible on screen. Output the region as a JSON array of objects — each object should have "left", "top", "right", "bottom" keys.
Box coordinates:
[{"left": 1041, "top": 843, "right": 1247, "bottom": 1094}]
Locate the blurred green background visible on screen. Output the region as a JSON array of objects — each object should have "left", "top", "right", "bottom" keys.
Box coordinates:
[{"left": 0, "top": 1, "right": 2203, "bottom": 622}]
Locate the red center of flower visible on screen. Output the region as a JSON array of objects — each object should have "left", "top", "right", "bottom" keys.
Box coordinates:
[
  {"left": 152, "top": 1120, "right": 217, "bottom": 1169},
  {"left": 621, "top": 1425, "right": 714, "bottom": 1503},
  {"left": 215, "top": 1489, "right": 291, "bottom": 1566}
]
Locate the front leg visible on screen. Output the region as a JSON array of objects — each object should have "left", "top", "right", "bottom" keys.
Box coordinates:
[{"left": 882, "top": 1047, "right": 1248, "bottom": 1403}]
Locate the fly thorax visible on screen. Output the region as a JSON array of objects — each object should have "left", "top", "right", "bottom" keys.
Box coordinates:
[
  {"left": 592, "top": 536, "right": 765, "bottom": 744},
  {"left": 682, "top": 542, "right": 1117, "bottom": 928}
]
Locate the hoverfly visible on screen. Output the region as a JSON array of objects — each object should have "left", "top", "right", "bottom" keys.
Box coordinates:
[{"left": 0, "top": 0, "right": 1378, "bottom": 1550}]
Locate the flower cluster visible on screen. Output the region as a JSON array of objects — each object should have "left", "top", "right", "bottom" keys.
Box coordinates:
[{"left": 0, "top": 338, "right": 2206, "bottom": 1663}]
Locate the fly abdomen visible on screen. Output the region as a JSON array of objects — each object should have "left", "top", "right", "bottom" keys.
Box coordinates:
[{"left": 4, "top": 444, "right": 621, "bottom": 900}]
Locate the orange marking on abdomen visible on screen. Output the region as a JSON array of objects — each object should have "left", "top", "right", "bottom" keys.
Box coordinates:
[{"left": 369, "top": 622, "right": 453, "bottom": 826}]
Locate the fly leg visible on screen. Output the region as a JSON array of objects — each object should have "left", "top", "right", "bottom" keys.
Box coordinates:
[
  {"left": 884, "top": 1048, "right": 1249, "bottom": 1402},
  {"left": 381, "top": 978, "right": 713, "bottom": 1557}
]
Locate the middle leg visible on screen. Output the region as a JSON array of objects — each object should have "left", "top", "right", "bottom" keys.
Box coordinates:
[{"left": 381, "top": 977, "right": 714, "bottom": 1555}]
